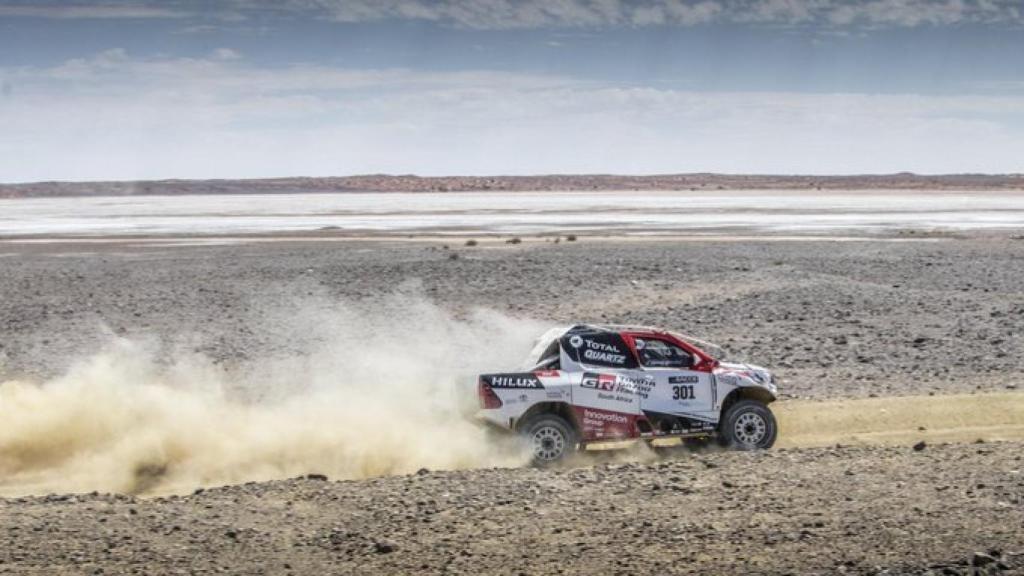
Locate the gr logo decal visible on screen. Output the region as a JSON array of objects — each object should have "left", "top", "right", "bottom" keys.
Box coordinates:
[
  {"left": 581, "top": 372, "right": 616, "bottom": 391},
  {"left": 569, "top": 335, "right": 583, "bottom": 348}
]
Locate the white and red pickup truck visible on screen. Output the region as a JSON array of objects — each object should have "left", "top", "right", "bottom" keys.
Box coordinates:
[{"left": 478, "top": 324, "right": 779, "bottom": 463}]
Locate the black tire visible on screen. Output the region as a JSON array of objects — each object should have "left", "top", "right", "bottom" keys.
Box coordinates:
[
  {"left": 519, "top": 413, "right": 579, "bottom": 465},
  {"left": 718, "top": 400, "right": 777, "bottom": 450}
]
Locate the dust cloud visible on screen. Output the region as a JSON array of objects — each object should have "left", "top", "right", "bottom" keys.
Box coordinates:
[{"left": 0, "top": 290, "right": 546, "bottom": 496}]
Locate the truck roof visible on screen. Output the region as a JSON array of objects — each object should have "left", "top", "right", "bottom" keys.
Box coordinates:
[{"left": 522, "top": 323, "right": 726, "bottom": 369}]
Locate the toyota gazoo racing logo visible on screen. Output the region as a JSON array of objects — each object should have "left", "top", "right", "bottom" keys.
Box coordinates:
[
  {"left": 581, "top": 372, "right": 617, "bottom": 391},
  {"left": 581, "top": 372, "right": 652, "bottom": 399},
  {"left": 617, "top": 374, "right": 653, "bottom": 399}
]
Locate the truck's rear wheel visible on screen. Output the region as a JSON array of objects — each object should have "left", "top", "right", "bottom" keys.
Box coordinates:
[
  {"left": 718, "top": 400, "right": 777, "bottom": 450},
  {"left": 519, "top": 414, "right": 578, "bottom": 465}
]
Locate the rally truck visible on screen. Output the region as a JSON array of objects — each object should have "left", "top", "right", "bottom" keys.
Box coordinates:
[{"left": 477, "top": 324, "right": 779, "bottom": 463}]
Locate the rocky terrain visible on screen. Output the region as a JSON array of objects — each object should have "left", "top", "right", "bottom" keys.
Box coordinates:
[
  {"left": 2, "top": 172, "right": 1023, "bottom": 198},
  {"left": 1, "top": 235, "right": 1022, "bottom": 574},
  {"left": 1, "top": 235, "right": 1021, "bottom": 399},
  {"left": 1, "top": 442, "right": 1022, "bottom": 575}
]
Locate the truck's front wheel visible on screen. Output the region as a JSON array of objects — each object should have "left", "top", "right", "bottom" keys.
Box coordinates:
[
  {"left": 718, "top": 400, "right": 777, "bottom": 450},
  {"left": 520, "top": 414, "right": 578, "bottom": 465}
]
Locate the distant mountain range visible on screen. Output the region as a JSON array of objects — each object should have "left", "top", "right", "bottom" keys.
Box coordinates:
[{"left": 2, "top": 173, "right": 1023, "bottom": 198}]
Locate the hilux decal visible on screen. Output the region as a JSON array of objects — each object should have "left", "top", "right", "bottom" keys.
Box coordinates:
[{"left": 483, "top": 373, "right": 544, "bottom": 389}]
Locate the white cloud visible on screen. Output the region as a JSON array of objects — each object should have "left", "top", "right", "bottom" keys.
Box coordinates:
[
  {"left": 211, "top": 47, "right": 242, "bottom": 60},
  {"left": 0, "top": 2, "right": 187, "bottom": 19},
  {"left": 4, "top": 1, "right": 1020, "bottom": 28},
  {"left": 276, "top": 0, "right": 1023, "bottom": 28},
  {"left": 739, "top": 0, "right": 822, "bottom": 24},
  {"left": 828, "top": 0, "right": 968, "bottom": 26},
  {"left": 1, "top": 50, "right": 1023, "bottom": 181}
]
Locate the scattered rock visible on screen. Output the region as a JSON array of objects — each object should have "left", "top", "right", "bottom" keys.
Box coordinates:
[
  {"left": 913, "top": 441, "right": 927, "bottom": 452},
  {"left": 374, "top": 540, "right": 397, "bottom": 554},
  {"left": 972, "top": 552, "right": 997, "bottom": 567}
]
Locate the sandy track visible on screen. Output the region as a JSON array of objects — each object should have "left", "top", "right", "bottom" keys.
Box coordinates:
[{"left": 776, "top": 392, "right": 1024, "bottom": 448}]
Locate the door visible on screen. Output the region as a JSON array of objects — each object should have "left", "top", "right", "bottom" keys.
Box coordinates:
[
  {"left": 630, "top": 336, "right": 714, "bottom": 419},
  {"left": 560, "top": 329, "right": 644, "bottom": 440}
]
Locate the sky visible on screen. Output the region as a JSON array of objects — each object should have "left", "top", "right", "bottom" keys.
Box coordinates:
[{"left": 0, "top": 0, "right": 1022, "bottom": 182}]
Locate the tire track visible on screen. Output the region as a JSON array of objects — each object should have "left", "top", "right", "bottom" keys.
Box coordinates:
[{"left": 775, "top": 391, "right": 1024, "bottom": 448}]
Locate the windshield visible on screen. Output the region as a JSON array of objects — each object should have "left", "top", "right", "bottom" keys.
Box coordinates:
[{"left": 669, "top": 331, "right": 728, "bottom": 361}]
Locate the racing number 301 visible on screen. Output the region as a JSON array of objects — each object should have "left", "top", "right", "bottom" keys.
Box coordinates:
[{"left": 672, "top": 385, "right": 695, "bottom": 400}]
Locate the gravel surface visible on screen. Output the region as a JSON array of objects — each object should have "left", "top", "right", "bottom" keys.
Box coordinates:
[
  {"left": 1, "top": 236, "right": 1022, "bottom": 399},
  {"left": 1, "top": 235, "right": 1023, "bottom": 575},
  {"left": 1, "top": 442, "right": 1022, "bottom": 575}
]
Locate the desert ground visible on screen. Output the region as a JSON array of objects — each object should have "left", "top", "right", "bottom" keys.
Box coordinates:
[
  {"left": 2, "top": 234, "right": 1022, "bottom": 398},
  {"left": 1, "top": 233, "right": 1022, "bottom": 574}
]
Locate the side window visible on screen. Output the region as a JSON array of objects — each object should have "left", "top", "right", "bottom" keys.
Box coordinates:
[{"left": 635, "top": 338, "right": 693, "bottom": 369}]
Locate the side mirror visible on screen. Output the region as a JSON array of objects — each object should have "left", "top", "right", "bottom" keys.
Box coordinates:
[{"left": 693, "top": 357, "right": 717, "bottom": 371}]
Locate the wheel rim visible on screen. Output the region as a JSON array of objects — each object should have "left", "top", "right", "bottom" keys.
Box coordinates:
[
  {"left": 734, "top": 412, "right": 768, "bottom": 445},
  {"left": 531, "top": 425, "right": 567, "bottom": 461}
]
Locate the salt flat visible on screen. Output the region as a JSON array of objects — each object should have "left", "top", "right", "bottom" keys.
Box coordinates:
[{"left": 2, "top": 190, "right": 1024, "bottom": 237}]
